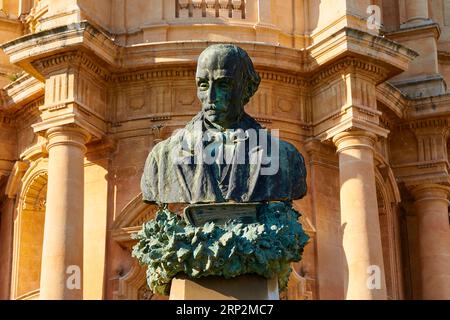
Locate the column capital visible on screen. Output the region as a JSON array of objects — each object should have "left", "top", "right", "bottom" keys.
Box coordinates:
[
  {"left": 410, "top": 183, "right": 450, "bottom": 204},
  {"left": 45, "top": 125, "right": 91, "bottom": 153},
  {"left": 332, "top": 130, "right": 377, "bottom": 154}
]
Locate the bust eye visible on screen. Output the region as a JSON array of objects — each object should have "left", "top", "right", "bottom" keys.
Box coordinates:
[{"left": 198, "top": 82, "right": 209, "bottom": 90}]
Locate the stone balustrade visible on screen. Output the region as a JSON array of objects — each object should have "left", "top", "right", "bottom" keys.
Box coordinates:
[{"left": 176, "top": 0, "right": 245, "bottom": 19}]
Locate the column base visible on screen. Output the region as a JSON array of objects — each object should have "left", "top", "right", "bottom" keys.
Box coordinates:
[{"left": 169, "top": 274, "right": 279, "bottom": 300}]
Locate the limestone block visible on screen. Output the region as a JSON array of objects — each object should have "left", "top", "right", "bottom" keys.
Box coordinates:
[{"left": 170, "top": 275, "right": 279, "bottom": 300}]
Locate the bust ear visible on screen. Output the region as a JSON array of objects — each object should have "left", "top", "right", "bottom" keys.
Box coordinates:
[{"left": 241, "top": 76, "right": 259, "bottom": 106}]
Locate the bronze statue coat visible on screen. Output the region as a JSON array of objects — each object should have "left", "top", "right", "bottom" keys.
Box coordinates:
[{"left": 141, "top": 112, "right": 307, "bottom": 204}]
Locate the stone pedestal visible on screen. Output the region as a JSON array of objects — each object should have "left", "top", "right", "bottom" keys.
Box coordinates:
[
  {"left": 169, "top": 275, "right": 279, "bottom": 300},
  {"left": 411, "top": 184, "right": 450, "bottom": 300},
  {"left": 333, "top": 131, "right": 387, "bottom": 300},
  {"left": 39, "top": 125, "right": 90, "bottom": 300}
]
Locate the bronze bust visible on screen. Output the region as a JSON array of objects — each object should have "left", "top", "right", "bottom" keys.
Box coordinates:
[{"left": 141, "top": 44, "right": 307, "bottom": 204}]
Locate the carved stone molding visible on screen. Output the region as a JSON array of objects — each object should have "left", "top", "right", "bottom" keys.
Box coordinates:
[
  {"left": 315, "top": 111, "right": 389, "bottom": 142},
  {"left": 311, "top": 58, "right": 389, "bottom": 87},
  {"left": 32, "top": 50, "right": 111, "bottom": 82},
  {"left": 392, "top": 117, "right": 450, "bottom": 185},
  {"left": 259, "top": 70, "right": 308, "bottom": 88},
  {"left": 113, "top": 261, "right": 166, "bottom": 300},
  {"left": 401, "top": 118, "right": 450, "bottom": 133},
  {"left": 44, "top": 125, "right": 91, "bottom": 155},
  {"left": 392, "top": 161, "right": 450, "bottom": 187},
  {"left": 5, "top": 161, "right": 29, "bottom": 199},
  {"left": 406, "top": 99, "right": 450, "bottom": 127},
  {"left": 1, "top": 74, "right": 44, "bottom": 112},
  {"left": 333, "top": 130, "right": 378, "bottom": 154},
  {"left": 409, "top": 183, "right": 450, "bottom": 201},
  {"left": 32, "top": 101, "right": 107, "bottom": 141},
  {"left": 0, "top": 112, "right": 14, "bottom": 127},
  {"left": 377, "top": 82, "right": 409, "bottom": 119},
  {"left": 114, "top": 69, "right": 195, "bottom": 83},
  {"left": 280, "top": 268, "right": 314, "bottom": 300},
  {"left": 19, "top": 142, "right": 48, "bottom": 162},
  {"left": 112, "top": 67, "right": 308, "bottom": 88},
  {"left": 111, "top": 193, "right": 156, "bottom": 248},
  {"left": 21, "top": 172, "right": 47, "bottom": 212},
  {"left": 15, "top": 97, "right": 44, "bottom": 123}
]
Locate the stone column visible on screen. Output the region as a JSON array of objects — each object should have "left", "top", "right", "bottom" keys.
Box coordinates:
[
  {"left": 333, "top": 131, "right": 387, "bottom": 300},
  {"left": 39, "top": 125, "right": 90, "bottom": 300},
  {"left": 411, "top": 184, "right": 450, "bottom": 300},
  {"left": 404, "top": 0, "right": 429, "bottom": 24}
]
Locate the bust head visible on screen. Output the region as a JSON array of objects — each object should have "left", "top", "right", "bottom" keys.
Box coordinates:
[{"left": 196, "top": 44, "right": 261, "bottom": 129}]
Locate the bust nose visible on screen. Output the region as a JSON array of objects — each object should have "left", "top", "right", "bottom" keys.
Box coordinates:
[{"left": 207, "top": 85, "right": 217, "bottom": 103}]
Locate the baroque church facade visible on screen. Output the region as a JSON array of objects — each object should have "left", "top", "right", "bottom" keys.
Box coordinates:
[{"left": 0, "top": 0, "right": 449, "bottom": 300}]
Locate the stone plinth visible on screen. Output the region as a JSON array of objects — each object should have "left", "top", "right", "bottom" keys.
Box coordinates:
[{"left": 169, "top": 275, "right": 279, "bottom": 300}]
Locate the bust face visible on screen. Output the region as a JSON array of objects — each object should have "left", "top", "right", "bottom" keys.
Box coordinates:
[{"left": 196, "top": 47, "right": 244, "bottom": 129}]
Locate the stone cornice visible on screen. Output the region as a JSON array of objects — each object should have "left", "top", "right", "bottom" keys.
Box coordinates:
[
  {"left": 113, "top": 68, "right": 195, "bottom": 83},
  {"left": 400, "top": 117, "right": 450, "bottom": 132},
  {"left": 112, "top": 67, "right": 309, "bottom": 90},
  {"left": 32, "top": 50, "right": 112, "bottom": 82},
  {"left": 386, "top": 22, "right": 441, "bottom": 41},
  {"left": 0, "top": 73, "right": 44, "bottom": 112},
  {"left": 0, "top": 22, "right": 419, "bottom": 138},
  {"left": 310, "top": 58, "right": 390, "bottom": 87},
  {"left": 308, "top": 27, "right": 418, "bottom": 82},
  {"left": 376, "top": 82, "right": 409, "bottom": 119},
  {"left": 406, "top": 93, "right": 450, "bottom": 120},
  {"left": 1, "top": 22, "right": 417, "bottom": 82},
  {"left": 14, "top": 97, "right": 44, "bottom": 125},
  {"left": 392, "top": 160, "right": 450, "bottom": 187},
  {"left": 1, "top": 21, "right": 116, "bottom": 81}
]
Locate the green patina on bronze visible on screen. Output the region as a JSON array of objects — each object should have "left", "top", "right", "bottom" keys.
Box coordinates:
[
  {"left": 140, "top": 44, "right": 307, "bottom": 205},
  {"left": 132, "top": 202, "right": 309, "bottom": 296},
  {"left": 134, "top": 44, "right": 310, "bottom": 296}
]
